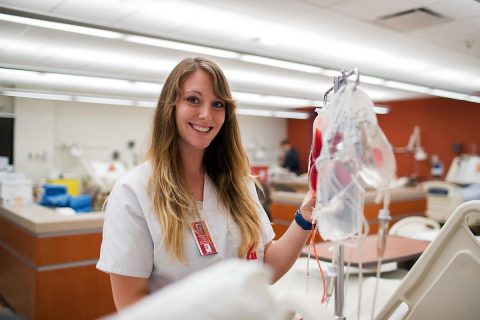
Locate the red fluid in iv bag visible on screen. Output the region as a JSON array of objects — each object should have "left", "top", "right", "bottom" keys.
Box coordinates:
[
  {"left": 308, "top": 128, "right": 322, "bottom": 191},
  {"left": 372, "top": 147, "right": 383, "bottom": 166}
]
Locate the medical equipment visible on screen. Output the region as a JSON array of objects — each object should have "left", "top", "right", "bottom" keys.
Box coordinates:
[
  {"left": 377, "top": 200, "right": 480, "bottom": 319},
  {"left": 393, "top": 126, "right": 428, "bottom": 162},
  {"left": 430, "top": 155, "right": 443, "bottom": 179},
  {"left": 307, "top": 69, "right": 397, "bottom": 319},
  {"left": 446, "top": 154, "right": 480, "bottom": 185},
  {"left": 422, "top": 155, "right": 480, "bottom": 225}
]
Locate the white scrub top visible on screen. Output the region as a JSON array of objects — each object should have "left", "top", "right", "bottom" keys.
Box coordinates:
[{"left": 96, "top": 161, "right": 275, "bottom": 292}]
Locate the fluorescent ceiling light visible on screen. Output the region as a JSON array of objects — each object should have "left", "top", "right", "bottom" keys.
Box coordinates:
[
  {"left": 236, "top": 108, "right": 310, "bottom": 119},
  {"left": 74, "top": 96, "right": 136, "bottom": 106},
  {"left": 272, "top": 110, "right": 310, "bottom": 119},
  {"left": 225, "top": 69, "right": 318, "bottom": 92},
  {"left": 42, "top": 73, "right": 132, "bottom": 89},
  {"left": 236, "top": 109, "right": 274, "bottom": 117},
  {"left": 373, "top": 105, "right": 390, "bottom": 115},
  {"left": 1, "top": 65, "right": 479, "bottom": 110},
  {"left": 0, "top": 86, "right": 310, "bottom": 119},
  {"left": 0, "top": 68, "right": 40, "bottom": 79},
  {"left": 132, "top": 82, "right": 163, "bottom": 93},
  {"left": 1, "top": 89, "right": 73, "bottom": 101},
  {"left": 135, "top": 100, "right": 156, "bottom": 108},
  {"left": 384, "top": 81, "right": 431, "bottom": 94},
  {"left": 468, "top": 96, "right": 480, "bottom": 103},
  {"left": 240, "top": 55, "right": 323, "bottom": 74},
  {"left": 261, "top": 95, "right": 312, "bottom": 107},
  {"left": 0, "top": 13, "right": 123, "bottom": 39},
  {"left": 323, "top": 69, "right": 341, "bottom": 77},
  {"left": 361, "top": 75, "right": 385, "bottom": 86},
  {"left": 430, "top": 89, "right": 469, "bottom": 101},
  {"left": 124, "top": 35, "right": 240, "bottom": 59},
  {"left": 233, "top": 91, "right": 312, "bottom": 108}
]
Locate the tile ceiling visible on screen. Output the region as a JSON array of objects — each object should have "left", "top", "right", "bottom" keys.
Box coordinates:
[{"left": 0, "top": 0, "right": 479, "bottom": 107}]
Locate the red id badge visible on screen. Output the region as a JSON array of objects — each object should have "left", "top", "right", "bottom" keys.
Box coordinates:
[{"left": 191, "top": 220, "right": 218, "bottom": 256}]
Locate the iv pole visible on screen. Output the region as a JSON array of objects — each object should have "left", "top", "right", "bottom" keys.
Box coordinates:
[{"left": 323, "top": 68, "right": 359, "bottom": 320}]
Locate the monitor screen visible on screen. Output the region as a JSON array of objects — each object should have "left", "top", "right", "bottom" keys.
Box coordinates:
[{"left": 0, "top": 115, "right": 14, "bottom": 165}]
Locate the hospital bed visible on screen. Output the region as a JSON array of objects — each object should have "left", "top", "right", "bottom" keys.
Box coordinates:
[{"left": 378, "top": 200, "right": 480, "bottom": 319}]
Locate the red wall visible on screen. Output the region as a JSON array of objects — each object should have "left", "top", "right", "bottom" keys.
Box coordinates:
[
  {"left": 288, "top": 110, "right": 315, "bottom": 174},
  {"left": 288, "top": 97, "right": 480, "bottom": 180}
]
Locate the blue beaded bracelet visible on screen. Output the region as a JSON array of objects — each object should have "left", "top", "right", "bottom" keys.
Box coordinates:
[{"left": 294, "top": 209, "right": 315, "bottom": 231}]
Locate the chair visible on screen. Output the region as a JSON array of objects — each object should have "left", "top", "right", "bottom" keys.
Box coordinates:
[
  {"left": 389, "top": 216, "right": 441, "bottom": 241},
  {"left": 377, "top": 200, "right": 480, "bottom": 319}
]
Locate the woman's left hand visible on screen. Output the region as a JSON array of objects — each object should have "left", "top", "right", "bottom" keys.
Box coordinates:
[{"left": 299, "top": 189, "right": 316, "bottom": 223}]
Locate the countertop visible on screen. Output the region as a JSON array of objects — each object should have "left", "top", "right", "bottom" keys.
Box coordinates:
[
  {"left": 0, "top": 203, "right": 104, "bottom": 235},
  {"left": 271, "top": 186, "right": 426, "bottom": 206}
]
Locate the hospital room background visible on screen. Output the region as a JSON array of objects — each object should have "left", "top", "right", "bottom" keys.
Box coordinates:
[{"left": 0, "top": 0, "right": 480, "bottom": 319}]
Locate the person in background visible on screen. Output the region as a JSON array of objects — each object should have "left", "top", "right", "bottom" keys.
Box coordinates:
[
  {"left": 97, "top": 57, "right": 316, "bottom": 310},
  {"left": 280, "top": 139, "right": 300, "bottom": 175}
]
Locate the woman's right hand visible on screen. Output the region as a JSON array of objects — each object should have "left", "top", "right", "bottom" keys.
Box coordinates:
[{"left": 299, "top": 189, "right": 316, "bottom": 223}]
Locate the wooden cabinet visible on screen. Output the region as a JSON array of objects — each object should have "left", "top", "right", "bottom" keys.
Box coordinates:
[{"left": 0, "top": 213, "right": 115, "bottom": 320}]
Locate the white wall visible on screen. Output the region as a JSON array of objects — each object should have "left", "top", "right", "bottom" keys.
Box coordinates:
[
  {"left": 14, "top": 98, "right": 56, "bottom": 183},
  {"left": 14, "top": 98, "right": 286, "bottom": 184},
  {"left": 0, "top": 96, "right": 14, "bottom": 114},
  {"left": 237, "top": 115, "right": 286, "bottom": 165},
  {"left": 53, "top": 101, "right": 153, "bottom": 179}
]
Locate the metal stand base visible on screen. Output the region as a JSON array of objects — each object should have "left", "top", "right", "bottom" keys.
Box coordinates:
[{"left": 334, "top": 244, "right": 346, "bottom": 319}]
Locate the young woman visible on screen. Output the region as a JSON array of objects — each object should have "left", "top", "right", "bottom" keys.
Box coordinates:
[{"left": 97, "top": 57, "right": 316, "bottom": 310}]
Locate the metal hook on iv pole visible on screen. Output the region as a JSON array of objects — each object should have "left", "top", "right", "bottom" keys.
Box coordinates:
[{"left": 323, "top": 68, "right": 360, "bottom": 106}]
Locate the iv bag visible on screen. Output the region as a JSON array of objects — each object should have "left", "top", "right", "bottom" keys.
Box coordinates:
[
  {"left": 355, "top": 121, "right": 396, "bottom": 189},
  {"left": 308, "top": 108, "right": 325, "bottom": 191},
  {"left": 313, "top": 83, "right": 396, "bottom": 241},
  {"left": 350, "top": 88, "right": 396, "bottom": 189}
]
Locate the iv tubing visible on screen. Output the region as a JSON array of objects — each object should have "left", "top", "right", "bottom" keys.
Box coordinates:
[
  {"left": 370, "top": 257, "right": 383, "bottom": 320},
  {"left": 370, "top": 192, "right": 391, "bottom": 320},
  {"left": 311, "top": 227, "right": 327, "bottom": 303},
  {"left": 306, "top": 231, "right": 312, "bottom": 292}
]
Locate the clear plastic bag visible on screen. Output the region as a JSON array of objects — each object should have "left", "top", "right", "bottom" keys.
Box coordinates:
[
  {"left": 313, "top": 84, "right": 396, "bottom": 241},
  {"left": 308, "top": 108, "right": 325, "bottom": 191}
]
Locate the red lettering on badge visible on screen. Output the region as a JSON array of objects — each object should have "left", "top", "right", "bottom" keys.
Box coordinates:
[
  {"left": 246, "top": 247, "right": 257, "bottom": 260},
  {"left": 191, "top": 221, "right": 218, "bottom": 256}
]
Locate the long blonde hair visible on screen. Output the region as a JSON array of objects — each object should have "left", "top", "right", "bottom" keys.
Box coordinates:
[{"left": 147, "top": 57, "right": 261, "bottom": 262}]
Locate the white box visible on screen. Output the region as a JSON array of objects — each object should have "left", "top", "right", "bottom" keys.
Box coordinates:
[{"left": 0, "top": 179, "right": 33, "bottom": 205}]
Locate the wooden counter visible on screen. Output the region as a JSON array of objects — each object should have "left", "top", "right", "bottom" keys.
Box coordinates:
[
  {"left": 0, "top": 204, "right": 115, "bottom": 320},
  {"left": 270, "top": 187, "right": 427, "bottom": 240}
]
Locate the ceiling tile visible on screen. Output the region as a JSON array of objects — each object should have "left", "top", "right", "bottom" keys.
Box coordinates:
[
  {"left": 410, "top": 0, "right": 446, "bottom": 5},
  {"left": 52, "top": 0, "right": 141, "bottom": 25},
  {"left": 330, "top": 0, "right": 419, "bottom": 21},
  {"left": 409, "top": 21, "right": 480, "bottom": 49},
  {"left": 427, "top": 0, "right": 480, "bottom": 18},
  {"left": 463, "top": 14, "right": 480, "bottom": 29},
  {"left": 300, "top": 0, "right": 346, "bottom": 8},
  {"left": 113, "top": 8, "right": 185, "bottom": 36},
  {"left": 222, "top": 0, "right": 318, "bottom": 24},
  {"left": 0, "top": 0, "right": 63, "bottom": 12}
]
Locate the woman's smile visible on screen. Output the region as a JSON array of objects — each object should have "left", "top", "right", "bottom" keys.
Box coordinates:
[{"left": 189, "top": 122, "right": 213, "bottom": 133}]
